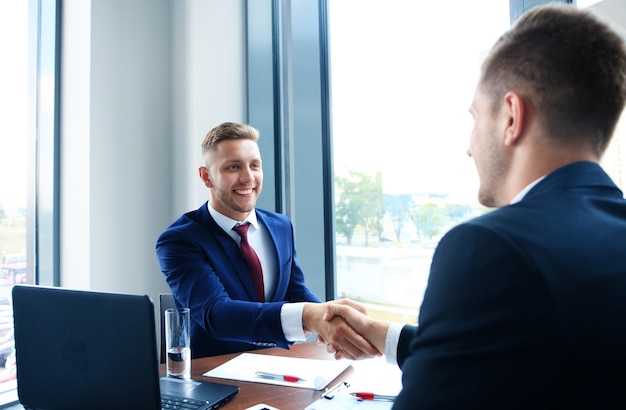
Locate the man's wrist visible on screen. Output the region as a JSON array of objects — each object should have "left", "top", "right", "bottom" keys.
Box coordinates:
[{"left": 301, "top": 302, "right": 323, "bottom": 334}]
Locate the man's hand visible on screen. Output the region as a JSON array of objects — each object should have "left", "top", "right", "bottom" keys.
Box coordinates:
[
  {"left": 321, "top": 302, "right": 391, "bottom": 359},
  {"left": 302, "top": 301, "right": 381, "bottom": 360},
  {"left": 313, "top": 298, "right": 369, "bottom": 345}
]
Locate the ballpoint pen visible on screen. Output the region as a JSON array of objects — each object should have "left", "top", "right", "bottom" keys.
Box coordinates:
[
  {"left": 321, "top": 381, "right": 350, "bottom": 399},
  {"left": 255, "top": 371, "right": 306, "bottom": 383},
  {"left": 349, "top": 392, "right": 396, "bottom": 401}
]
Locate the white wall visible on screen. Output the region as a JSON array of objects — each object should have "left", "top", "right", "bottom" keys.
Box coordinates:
[
  {"left": 170, "top": 0, "right": 248, "bottom": 216},
  {"left": 61, "top": 0, "right": 246, "bottom": 309}
]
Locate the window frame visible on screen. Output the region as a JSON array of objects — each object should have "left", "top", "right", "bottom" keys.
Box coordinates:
[
  {"left": 245, "top": 0, "right": 565, "bottom": 302},
  {"left": 0, "top": 0, "right": 60, "bottom": 405},
  {"left": 246, "top": 0, "right": 334, "bottom": 300},
  {"left": 30, "top": 0, "right": 61, "bottom": 287}
]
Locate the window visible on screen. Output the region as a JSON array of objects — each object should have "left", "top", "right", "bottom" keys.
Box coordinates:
[
  {"left": 327, "top": 0, "right": 510, "bottom": 323},
  {"left": 0, "top": 0, "right": 59, "bottom": 404},
  {"left": 0, "top": 0, "right": 30, "bottom": 395},
  {"left": 327, "top": 0, "right": 625, "bottom": 325},
  {"left": 245, "top": 1, "right": 625, "bottom": 314}
]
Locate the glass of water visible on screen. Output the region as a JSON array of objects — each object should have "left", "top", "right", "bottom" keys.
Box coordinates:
[{"left": 164, "top": 307, "right": 191, "bottom": 378}]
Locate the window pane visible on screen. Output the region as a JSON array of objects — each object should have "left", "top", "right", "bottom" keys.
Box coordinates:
[
  {"left": 328, "top": 0, "right": 626, "bottom": 325},
  {"left": 328, "top": 1, "right": 510, "bottom": 323},
  {"left": 0, "top": 0, "right": 29, "bottom": 396}
]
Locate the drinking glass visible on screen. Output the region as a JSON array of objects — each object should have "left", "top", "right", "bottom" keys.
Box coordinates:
[{"left": 164, "top": 307, "right": 191, "bottom": 378}]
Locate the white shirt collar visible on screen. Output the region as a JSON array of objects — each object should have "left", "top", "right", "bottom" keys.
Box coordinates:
[
  {"left": 510, "top": 176, "right": 546, "bottom": 204},
  {"left": 207, "top": 202, "right": 259, "bottom": 232}
]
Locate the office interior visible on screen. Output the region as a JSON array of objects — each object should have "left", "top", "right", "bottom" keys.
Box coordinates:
[
  {"left": 55, "top": 0, "right": 626, "bottom": 308},
  {"left": 1, "top": 0, "right": 625, "bottom": 406},
  {"left": 59, "top": 0, "right": 329, "bottom": 305},
  {"left": 54, "top": 0, "right": 624, "bottom": 320}
]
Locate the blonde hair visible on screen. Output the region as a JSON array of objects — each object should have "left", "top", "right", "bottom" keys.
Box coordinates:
[{"left": 201, "top": 122, "right": 260, "bottom": 162}]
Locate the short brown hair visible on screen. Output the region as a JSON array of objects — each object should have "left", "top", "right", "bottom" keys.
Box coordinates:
[
  {"left": 201, "top": 122, "right": 260, "bottom": 161},
  {"left": 479, "top": 5, "right": 626, "bottom": 156}
]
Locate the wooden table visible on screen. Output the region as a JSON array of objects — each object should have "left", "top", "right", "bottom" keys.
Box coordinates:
[{"left": 160, "top": 342, "right": 355, "bottom": 410}]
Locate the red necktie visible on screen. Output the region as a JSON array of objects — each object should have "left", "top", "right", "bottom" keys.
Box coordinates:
[{"left": 233, "top": 223, "right": 265, "bottom": 302}]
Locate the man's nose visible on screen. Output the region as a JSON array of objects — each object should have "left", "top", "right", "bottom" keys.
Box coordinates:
[{"left": 240, "top": 166, "right": 255, "bottom": 182}]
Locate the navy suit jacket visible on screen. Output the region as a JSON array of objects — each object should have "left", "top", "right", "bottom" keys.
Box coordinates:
[
  {"left": 393, "top": 162, "right": 626, "bottom": 409},
  {"left": 156, "top": 203, "right": 320, "bottom": 358}
]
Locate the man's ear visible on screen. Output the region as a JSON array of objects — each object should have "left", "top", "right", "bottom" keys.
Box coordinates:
[
  {"left": 503, "top": 91, "right": 525, "bottom": 147},
  {"left": 199, "top": 166, "right": 213, "bottom": 188}
]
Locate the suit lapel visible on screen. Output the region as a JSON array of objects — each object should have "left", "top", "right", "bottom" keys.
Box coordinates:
[
  {"left": 256, "top": 211, "right": 285, "bottom": 302},
  {"left": 198, "top": 204, "right": 260, "bottom": 301}
]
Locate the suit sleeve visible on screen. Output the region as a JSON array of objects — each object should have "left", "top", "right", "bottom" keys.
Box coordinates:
[{"left": 392, "top": 223, "right": 560, "bottom": 409}]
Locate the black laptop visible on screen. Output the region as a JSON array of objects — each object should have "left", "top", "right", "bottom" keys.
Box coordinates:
[{"left": 11, "top": 285, "right": 239, "bottom": 410}]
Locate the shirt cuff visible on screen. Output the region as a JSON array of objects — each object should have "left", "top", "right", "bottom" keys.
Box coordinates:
[
  {"left": 384, "top": 322, "right": 405, "bottom": 365},
  {"left": 280, "top": 302, "right": 307, "bottom": 342}
]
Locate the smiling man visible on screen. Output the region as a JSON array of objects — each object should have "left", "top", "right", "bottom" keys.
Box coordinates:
[{"left": 156, "top": 122, "right": 379, "bottom": 359}]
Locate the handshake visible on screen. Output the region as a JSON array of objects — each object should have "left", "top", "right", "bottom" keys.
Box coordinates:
[{"left": 302, "top": 299, "right": 392, "bottom": 361}]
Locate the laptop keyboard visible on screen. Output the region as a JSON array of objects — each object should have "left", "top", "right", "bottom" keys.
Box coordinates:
[{"left": 161, "top": 394, "right": 208, "bottom": 409}]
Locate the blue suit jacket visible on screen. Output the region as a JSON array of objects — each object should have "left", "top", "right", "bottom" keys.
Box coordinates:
[
  {"left": 156, "top": 203, "right": 320, "bottom": 358},
  {"left": 393, "top": 162, "right": 626, "bottom": 409}
]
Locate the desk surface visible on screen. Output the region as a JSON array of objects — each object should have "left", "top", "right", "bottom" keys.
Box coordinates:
[{"left": 160, "top": 342, "right": 355, "bottom": 410}]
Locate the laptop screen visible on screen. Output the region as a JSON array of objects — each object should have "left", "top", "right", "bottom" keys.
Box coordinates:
[
  {"left": 13, "top": 286, "right": 162, "bottom": 409},
  {"left": 11, "top": 285, "right": 238, "bottom": 410}
]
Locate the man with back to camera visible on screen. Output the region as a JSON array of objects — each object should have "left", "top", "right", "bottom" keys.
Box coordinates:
[
  {"left": 323, "top": 4, "right": 626, "bottom": 409},
  {"left": 156, "top": 121, "right": 379, "bottom": 359}
]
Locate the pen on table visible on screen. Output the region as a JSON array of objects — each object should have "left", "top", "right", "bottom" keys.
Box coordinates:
[
  {"left": 321, "top": 381, "right": 350, "bottom": 399},
  {"left": 349, "top": 392, "right": 396, "bottom": 401},
  {"left": 255, "top": 371, "right": 306, "bottom": 383}
]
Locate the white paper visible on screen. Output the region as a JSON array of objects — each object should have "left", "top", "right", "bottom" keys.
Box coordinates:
[
  {"left": 345, "top": 356, "right": 402, "bottom": 396},
  {"left": 305, "top": 356, "right": 402, "bottom": 410},
  {"left": 203, "top": 352, "right": 351, "bottom": 390}
]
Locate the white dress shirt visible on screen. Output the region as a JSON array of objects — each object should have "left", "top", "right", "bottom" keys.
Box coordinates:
[{"left": 207, "top": 202, "right": 307, "bottom": 342}]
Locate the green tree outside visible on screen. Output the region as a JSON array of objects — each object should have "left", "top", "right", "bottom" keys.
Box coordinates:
[{"left": 335, "top": 169, "right": 383, "bottom": 245}]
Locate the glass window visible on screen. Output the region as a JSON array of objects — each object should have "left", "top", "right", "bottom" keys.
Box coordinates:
[
  {"left": 328, "top": 1, "right": 509, "bottom": 323},
  {"left": 328, "top": 0, "right": 625, "bottom": 325},
  {"left": 0, "top": 0, "right": 30, "bottom": 395},
  {"left": 0, "top": 0, "right": 60, "bottom": 403}
]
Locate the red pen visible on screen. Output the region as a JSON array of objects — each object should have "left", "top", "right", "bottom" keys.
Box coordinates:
[
  {"left": 255, "top": 371, "right": 306, "bottom": 383},
  {"left": 349, "top": 392, "right": 396, "bottom": 401}
]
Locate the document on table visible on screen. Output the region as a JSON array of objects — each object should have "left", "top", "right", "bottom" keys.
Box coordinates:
[
  {"left": 203, "top": 352, "right": 351, "bottom": 390},
  {"left": 304, "top": 356, "right": 402, "bottom": 410}
]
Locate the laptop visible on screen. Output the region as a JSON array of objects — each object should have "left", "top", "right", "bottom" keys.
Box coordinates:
[{"left": 11, "top": 285, "right": 239, "bottom": 410}]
